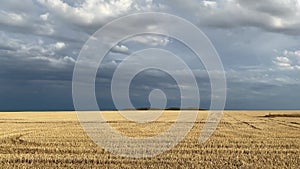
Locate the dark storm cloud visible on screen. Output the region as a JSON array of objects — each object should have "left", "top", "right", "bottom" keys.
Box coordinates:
[
  {"left": 95, "top": 63, "right": 211, "bottom": 110},
  {"left": 0, "top": 45, "right": 16, "bottom": 51}
]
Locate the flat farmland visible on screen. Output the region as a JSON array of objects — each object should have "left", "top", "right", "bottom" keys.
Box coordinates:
[{"left": 0, "top": 111, "right": 299, "bottom": 168}]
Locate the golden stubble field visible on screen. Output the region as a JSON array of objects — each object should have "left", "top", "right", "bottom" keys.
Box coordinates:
[{"left": 0, "top": 111, "right": 299, "bottom": 168}]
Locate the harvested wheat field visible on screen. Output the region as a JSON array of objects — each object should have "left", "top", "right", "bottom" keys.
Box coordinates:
[{"left": 0, "top": 111, "right": 299, "bottom": 168}]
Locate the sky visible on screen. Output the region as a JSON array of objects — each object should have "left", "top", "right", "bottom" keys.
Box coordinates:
[{"left": 0, "top": 0, "right": 300, "bottom": 111}]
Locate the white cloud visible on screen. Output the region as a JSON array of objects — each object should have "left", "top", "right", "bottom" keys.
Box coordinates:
[
  {"left": 0, "top": 8, "right": 55, "bottom": 36},
  {"left": 31, "top": 55, "right": 75, "bottom": 66},
  {"left": 37, "top": 0, "right": 154, "bottom": 26},
  {"left": 227, "top": 67, "right": 300, "bottom": 87},
  {"left": 111, "top": 44, "right": 130, "bottom": 54},
  {"left": 273, "top": 50, "right": 300, "bottom": 70},
  {"left": 0, "top": 33, "right": 71, "bottom": 66},
  {"left": 40, "top": 12, "right": 49, "bottom": 21},
  {"left": 275, "top": 56, "right": 290, "bottom": 63},
  {"left": 63, "top": 56, "right": 75, "bottom": 63},
  {"left": 0, "top": 10, "right": 25, "bottom": 26},
  {"left": 129, "top": 35, "right": 170, "bottom": 46},
  {"left": 54, "top": 42, "right": 66, "bottom": 50},
  {"left": 202, "top": 1, "right": 217, "bottom": 8}
]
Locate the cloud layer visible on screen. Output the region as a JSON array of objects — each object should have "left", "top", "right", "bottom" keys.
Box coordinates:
[{"left": 0, "top": 0, "right": 299, "bottom": 110}]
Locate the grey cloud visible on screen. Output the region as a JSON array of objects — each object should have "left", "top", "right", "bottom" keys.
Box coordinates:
[
  {"left": 0, "top": 0, "right": 36, "bottom": 13},
  {"left": 0, "top": 45, "right": 16, "bottom": 51},
  {"left": 163, "top": 0, "right": 300, "bottom": 35},
  {"left": 237, "top": 0, "right": 296, "bottom": 17}
]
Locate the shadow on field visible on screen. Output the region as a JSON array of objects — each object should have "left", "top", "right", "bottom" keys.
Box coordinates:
[{"left": 263, "top": 113, "right": 300, "bottom": 118}]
